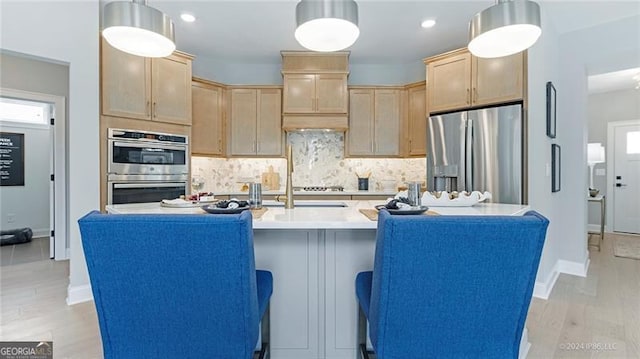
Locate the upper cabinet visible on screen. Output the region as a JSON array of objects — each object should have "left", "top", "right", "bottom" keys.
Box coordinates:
[
  {"left": 192, "top": 79, "right": 226, "bottom": 156},
  {"left": 472, "top": 54, "right": 524, "bottom": 106},
  {"left": 101, "top": 40, "right": 193, "bottom": 125},
  {"left": 229, "top": 87, "right": 283, "bottom": 157},
  {"left": 347, "top": 88, "right": 402, "bottom": 157},
  {"left": 406, "top": 82, "right": 427, "bottom": 156},
  {"left": 281, "top": 52, "right": 349, "bottom": 130},
  {"left": 425, "top": 48, "right": 524, "bottom": 114},
  {"left": 283, "top": 74, "right": 348, "bottom": 114}
]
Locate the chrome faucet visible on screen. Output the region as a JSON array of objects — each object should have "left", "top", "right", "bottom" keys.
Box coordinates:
[{"left": 278, "top": 144, "right": 295, "bottom": 209}]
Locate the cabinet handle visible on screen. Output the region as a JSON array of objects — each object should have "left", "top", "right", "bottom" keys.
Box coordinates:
[
  {"left": 466, "top": 89, "right": 470, "bottom": 104},
  {"left": 146, "top": 101, "right": 150, "bottom": 116},
  {"left": 473, "top": 88, "right": 478, "bottom": 103},
  {"left": 409, "top": 139, "right": 412, "bottom": 152},
  {"left": 218, "top": 139, "right": 222, "bottom": 152},
  {"left": 152, "top": 102, "right": 157, "bottom": 118}
]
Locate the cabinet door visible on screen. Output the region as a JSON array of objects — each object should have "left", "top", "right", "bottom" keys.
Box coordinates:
[
  {"left": 408, "top": 85, "right": 427, "bottom": 156},
  {"left": 347, "top": 89, "right": 374, "bottom": 156},
  {"left": 428, "top": 52, "right": 471, "bottom": 113},
  {"left": 101, "top": 40, "right": 151, "bottom": 120},
  {"left": 472, "top": 52, "right": 524, "bottom": 106},
  {"left": 316, "top": 74, "right": 348, "bottom": 113},
  {"left": 192, "top": 83, "right": 224, "bottom": 156},
  {"left": 257, "top": 89, "right": 283, "bottom": 156},
  {"left": 374, "top": 89, "right": 401, "bottom": 156},
  {"left": 230, "top": 89, "right": 258, "bottom": 156},
  {"left": 151, "top": 56, "right": 192, "bottom": 125},
  {"left": 283, "top": 74, "right": 315, "bottom": 113}
]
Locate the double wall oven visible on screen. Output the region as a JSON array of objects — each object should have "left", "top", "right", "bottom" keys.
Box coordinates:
[{"left": 107, "top": 128, "right": 189, "bottom": 204}]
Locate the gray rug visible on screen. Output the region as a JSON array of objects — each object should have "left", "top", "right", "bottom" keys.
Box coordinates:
[{"left": 613, "top": 235, "right": 640, "bottom": 260}]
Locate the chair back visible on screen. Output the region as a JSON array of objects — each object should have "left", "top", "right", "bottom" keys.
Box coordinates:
[
  {"left": 79, "top": 211, "right": 259, "bottom": 358},
  {"left": 369, "top": 210, "right": 548, "bottom": 358}
]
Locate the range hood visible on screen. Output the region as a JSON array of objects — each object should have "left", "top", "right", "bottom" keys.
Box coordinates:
[{"left": 282, "top": 115, "right": 348, "bottom": 132}]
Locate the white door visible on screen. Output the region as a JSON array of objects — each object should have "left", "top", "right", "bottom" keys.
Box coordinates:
[{"left": 613, "top": 124, "right": 640, "bottom": 234}]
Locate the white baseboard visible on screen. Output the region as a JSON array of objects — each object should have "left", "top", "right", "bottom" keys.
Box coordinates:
[
  {"left": 66, "top": 284, "right": 93, "bottom": 305},
  {"left": 533, "top": 261, "right": 560, "bottom": 300},
  {"left": 519, "top": 328, "right": 531, "bottom": 358},
  {"left": 587, "top": 224, "right": 601, "bottom": 232},
  {"left": 558, "top": 257, "right": 589, "bottom": 278},
  {"left": 533, "top": 256, "right": 589, "bottom": 300},
  {"left": 31, "top": 228, "right": 50, "bottom": 238}
]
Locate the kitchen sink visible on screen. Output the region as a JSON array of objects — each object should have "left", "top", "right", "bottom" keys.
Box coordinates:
[{"left": 263, "top": 201, "right": 348, "bottom": 208}]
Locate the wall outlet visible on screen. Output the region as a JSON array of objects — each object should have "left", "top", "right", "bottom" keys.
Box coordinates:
[
  {"left": 7, "top": 213, "right": 15, "bottom": 224},
  {"left": 595, "top": 168, "right": 606, "bottom": 176}
]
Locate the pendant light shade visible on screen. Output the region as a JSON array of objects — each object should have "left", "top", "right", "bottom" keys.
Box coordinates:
[
  {"left": 102, "top": 0, "right": 175, "bottom": 58},
  {"left": 295, "top": 0, "right": 360, "bottom": 52},
  {"left": 468, "top": 0, "right": 541, "bottom": 59}
]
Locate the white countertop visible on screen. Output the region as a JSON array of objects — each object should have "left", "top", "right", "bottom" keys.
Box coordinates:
[
  {"left": 106, "top": 200, "right": 531, "bottom": 230},
  {"left": 217, "top": 190, "right": 396, "bottom": 197}
]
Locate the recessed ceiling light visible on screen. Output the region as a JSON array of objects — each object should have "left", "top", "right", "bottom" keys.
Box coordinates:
[
  {"left": 180, "top": 13, "right": 196, "bottom": 23},
  {"left": 421, "top": 19, "right": 436, "bottom": 28}
]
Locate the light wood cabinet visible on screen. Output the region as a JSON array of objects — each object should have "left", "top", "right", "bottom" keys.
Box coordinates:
[
  {"left": 407, "top": 83, "right": 427, "bottom": 156},
  {"left": 281, "top": 51, "right": 350, "bottom": 131},
  {"left": 230, "top": 88, "right": 282, "bottom": 156},
  {"left": 283, "top": 73, "right": 347, "bottom": 114},
  {"left": 191, "top": 79, "right": 225, "bottom": 156},
  {"left": 425, "top": 48, "right": 524, "bottom": 114},
  {"left": 347, "top": 88, "right": 402, "bottom": 157},
  {"left": 472, "top": 54, "right": 524, "bottom": 106},
  {"left": 101, "top": 40, "right": 193, "bottom": 125},
  {"left": 428, "top": 51, "right": 471, "bottom": 113}
]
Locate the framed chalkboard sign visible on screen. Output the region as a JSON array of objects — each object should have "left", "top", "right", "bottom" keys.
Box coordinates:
[{"left": 0, "top": 132, "right": 25, "bottom": 186}]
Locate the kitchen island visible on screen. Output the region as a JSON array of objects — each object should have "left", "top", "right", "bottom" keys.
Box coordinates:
[{"left": 106, "top": 201, "right": 531, "bottom": 359}]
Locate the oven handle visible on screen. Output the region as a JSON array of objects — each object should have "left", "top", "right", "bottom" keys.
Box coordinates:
[
  {"left": 111, "top": 141, "right": 187, "bottom": 152},
  {"left": 113, "top": 182, "right": 187, "bottom": 189}
]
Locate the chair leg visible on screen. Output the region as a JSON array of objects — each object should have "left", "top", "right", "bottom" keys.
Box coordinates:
[
  {"left": 357, "top": 306, "right": 371, "bottom": 359},
  {"left": 257, "top": 303, "right": 270, "bottom": 359}
]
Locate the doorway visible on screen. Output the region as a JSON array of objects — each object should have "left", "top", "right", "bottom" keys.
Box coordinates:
[
  {"left": 607, "top": 120, "right": 640, "bottom": 235},
  {"left": 0, "top": 88, "right": 67, "bottom": 260}
]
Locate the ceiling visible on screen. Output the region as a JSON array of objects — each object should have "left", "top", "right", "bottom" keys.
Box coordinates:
[
  {"left": 146, "top": 0, "right": 640, "bottom": 66},
  {"left": 588, "top": 67, "right": 640, "bottom": 94}
]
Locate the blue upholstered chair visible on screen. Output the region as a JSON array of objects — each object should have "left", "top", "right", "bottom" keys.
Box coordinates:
[
  {"left": 355, "top": 210, "right": 548, "bottom": 359},
  {"left": 79, "top": 210, "right": 272, "bottom": 359}
]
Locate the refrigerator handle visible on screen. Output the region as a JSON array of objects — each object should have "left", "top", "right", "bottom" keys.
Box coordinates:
[{"left": 465, "top": 118, "right": 473, "bottom": 192}]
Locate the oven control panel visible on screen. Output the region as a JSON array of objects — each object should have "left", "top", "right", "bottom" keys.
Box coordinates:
[{"left": 109, "top": 129, "right": 187, "bottom": 144}]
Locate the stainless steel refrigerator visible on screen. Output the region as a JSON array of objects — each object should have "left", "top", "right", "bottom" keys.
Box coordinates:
[{"left": 427, "top": 104, "right": 523, "bottom": 204}]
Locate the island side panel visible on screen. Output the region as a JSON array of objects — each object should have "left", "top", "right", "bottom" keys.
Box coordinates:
[
  {"left": 325, "top": 229, "right": 377, "bottom": 359},
  {"left": 254, "top": 229, "right": 320, "bottom": 359}
]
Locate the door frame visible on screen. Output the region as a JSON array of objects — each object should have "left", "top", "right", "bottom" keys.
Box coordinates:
[
  {"left": 0, "top": 87, "right": 67, "bottom": 260},
  {"left": 606, "top": 119, "right": 640, "bottom": 234}
]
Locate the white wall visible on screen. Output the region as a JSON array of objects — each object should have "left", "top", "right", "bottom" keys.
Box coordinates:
[
  {"left": 526, "top": 3, "right": 564, "bottom": 298},
  {"left": 587, "top": 89, "right": 640, "bottom": 226},
  {"left": 0, "top": 52, "right": 70, "bottom": 239},
  {"left": 557, "top": 14, "right": 640, "bottom": 265},
  {"left": 0, "top": 0, "right": 100, "bottom": 304},
  {"left": 192, "top": 55, "right": 425, "bottom": 86},
  {"left": 527, "top": 13, "right": 640, "bottom": 298}
]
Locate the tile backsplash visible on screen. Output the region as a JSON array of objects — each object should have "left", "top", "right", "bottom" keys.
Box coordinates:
[{"left": 192, "top": 131, "right": 426, "bottom": 192}]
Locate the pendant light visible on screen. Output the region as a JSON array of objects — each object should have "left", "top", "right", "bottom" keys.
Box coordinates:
[
  {"left": 102, "top": 0, "right": 175, "bottom": 58},
  {"left": 468, "top": 0, "right": 541, "bottom": 59},
  {"left": 295, "top": 0, "right": 360, "bottom": 52}
]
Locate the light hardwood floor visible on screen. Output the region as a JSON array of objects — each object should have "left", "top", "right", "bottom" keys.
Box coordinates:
[{"left": 0, "top": 233, "right": 638, "bottom": 359}]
